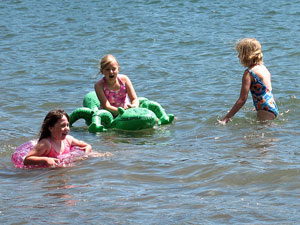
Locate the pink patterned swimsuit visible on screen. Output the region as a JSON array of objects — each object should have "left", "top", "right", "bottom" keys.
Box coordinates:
[
  {"left": 47, "top": 137, "right": 71, "bottom": 158},
  {"left": 101, "top": 76, "right": 128, "bottom": 108}
]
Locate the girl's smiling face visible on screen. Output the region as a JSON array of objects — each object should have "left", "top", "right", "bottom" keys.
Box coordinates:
[
  {"left": 49, "top": 115, "right": 70, "bottom": 140},
  {"left": 101, "top": 61, "right": 119, "bottom": 81}
]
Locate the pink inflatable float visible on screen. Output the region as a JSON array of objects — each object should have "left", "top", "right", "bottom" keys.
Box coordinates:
[{"left": 11, "top": 140, "right": 87, "bottom": 169}]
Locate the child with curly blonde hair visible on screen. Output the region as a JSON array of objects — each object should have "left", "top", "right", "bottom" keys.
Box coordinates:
[{"left": 219, "top": 38, "right": 278, "bottom": 124}]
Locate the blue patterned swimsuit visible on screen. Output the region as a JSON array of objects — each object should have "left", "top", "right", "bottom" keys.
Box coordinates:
[{"left": 248, "top": 69, "right": 279, "bottom": 117}]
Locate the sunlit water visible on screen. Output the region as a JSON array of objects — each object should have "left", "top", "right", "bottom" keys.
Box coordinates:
[{"left": 1, "top": 0, "right": 300, "bottom": 224}]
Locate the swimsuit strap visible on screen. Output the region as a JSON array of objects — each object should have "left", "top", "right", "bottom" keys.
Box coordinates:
[
  {"left": 47, "top": 137, "right": 71, "bottom": 156},
  {"left": 248, "top": 69, "right": 262, "bottom": 83},
  {"left": 103, "top": 77, "right": 106, "bottom": 88},
  {"left": 103, "top": 77, "right": 108, "bottom": 89},
  {"left": 47, "top": 138, "right": 59, "bottom": 157},
  {"left": 64, "top": 137, "right": 71, "bottom": 151},
  {"left": 117, "top": 76, "right": 125, "bottom": 86},
  {"left": 48, "top": 137, "right": 54, "bottom": 147}
]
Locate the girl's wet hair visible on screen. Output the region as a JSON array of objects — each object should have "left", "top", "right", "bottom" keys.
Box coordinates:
[
  {"left": 38, "top": 109, "right": 69, "bottom": 141},
  {"left": 236, "top": 38, "right": 263, "bottom": 67},
  {"left": 99, "top": 54, "right": 120, "bottom": 71}
]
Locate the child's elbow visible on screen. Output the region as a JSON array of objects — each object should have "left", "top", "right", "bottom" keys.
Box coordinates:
[
  {"left": 238, "top": 97, "right": 247, "bottom": 105},
  {"left": 23, "top": 157, "right": 30, "bottom": 165}
]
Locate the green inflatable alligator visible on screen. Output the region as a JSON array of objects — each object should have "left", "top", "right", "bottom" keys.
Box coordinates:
[{"left": 69, "top": 91, "right": 174, "bottom": 132}]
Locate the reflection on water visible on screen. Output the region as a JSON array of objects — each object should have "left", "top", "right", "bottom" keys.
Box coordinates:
[{"left": 43, "top": 174, "right": 91, "bottom": 207}]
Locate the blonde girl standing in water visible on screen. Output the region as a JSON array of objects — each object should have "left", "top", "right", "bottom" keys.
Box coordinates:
[
  {"left": 219, "top": 38, "right": 279, "bottom": 124},
  {"left": 94, "top": 54, "right": 139, "bottom": 116}
]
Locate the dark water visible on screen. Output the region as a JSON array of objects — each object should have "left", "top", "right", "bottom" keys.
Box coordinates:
[{"left": 1, "top": 0, "right": 300, "bottom": 224}]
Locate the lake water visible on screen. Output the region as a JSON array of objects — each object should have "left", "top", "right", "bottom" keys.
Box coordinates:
[{"left": 1, "top": 0, "right": 300, "bottom": 224}]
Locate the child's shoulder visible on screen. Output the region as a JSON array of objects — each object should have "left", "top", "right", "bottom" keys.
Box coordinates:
[
  {"left": 66, "top": 135, "right": 73, "bottom": 143},
  {"left": 118, "top": 74, "right": 130, "bottom": 82},
  {"left": 118, "top": 74, "right": 128, "bottom": 79},
  {"left": 38, "top": 138, "right": 50, "bottom": 146},
  {"left": 95, "top": 78, "right": 105, "bottom": 87},
  {"left": 251, "top": 64, "right": 270, "bottom": 78},
  {"left": 35, "top": 138, "right": 51, "bottom": 153}
]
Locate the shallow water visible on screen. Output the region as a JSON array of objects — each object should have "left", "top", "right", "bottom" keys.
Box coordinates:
[{"left": 1, "top": 0, "right": 300, "bottom": 224}]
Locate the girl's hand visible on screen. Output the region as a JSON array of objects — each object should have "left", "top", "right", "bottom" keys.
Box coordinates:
[
  {"left": 69, "top": 136, "right": 92, "bottom": 154},
  {"left": 80, "top": 145, "right": 92, "bottom": 153},
  {"left": 218, "top": 117, "right": 230, "bottom": 125},
  {"left": 126, "top": 103, "right": 137, "bottom": 109},
  {"left": 45, "top": 158, "right": 60, "bottom": 167}
]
